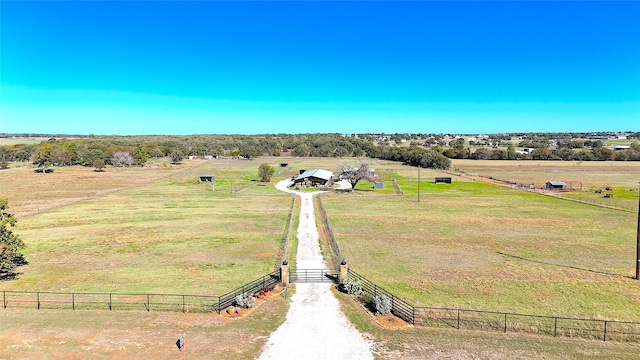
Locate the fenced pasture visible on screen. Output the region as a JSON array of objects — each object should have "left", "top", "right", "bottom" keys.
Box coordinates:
[
  {"left": 347, "top": 269, "right": 640, "bottom": 343},
  {"left": 1, "top": 158, "right": 293, "bottom": 294},
  {"left": 0, "top": 295, "right": 291, "bottom": 360},
  {"left": 320, "top": 163, "right": 640, "bottom": 322},
  {"left": 452, "top": 159, "right": 640, "bottom": 188},
  {"left": 0, "top": 158, "right": 186, "bottom": 218},
  {"left": 451, "top": 159, "right": 640, "bottom": 212}
]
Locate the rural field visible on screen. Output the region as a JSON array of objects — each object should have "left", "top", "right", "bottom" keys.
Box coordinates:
[
  {"left": 321, "top": 159, "right": 640, "bottom": 322},
  {"left": 0, "top": 158, "right": 298, "bottom": 294},
  {"left": 452, "top": 159, "right": 640, "bottom": 211},
  {"left": 1, "top": 156, "right": 640, "bottom": 358}
]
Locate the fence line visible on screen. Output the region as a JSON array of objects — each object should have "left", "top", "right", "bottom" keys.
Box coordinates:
[
  {"left": 231, "top": 180, "right": 258, "bottom": 193},
  {"left": 316, "top": 196, "right": 345, "bottom": 270},
  {"left": 275, "top": 195, "right": 297, "bottom": 269},
  {"left": 449, "top": 170, "right": 638, "bottom": 213},
  {"left": 215, "top": 271, "right": 281, "bottom": 313},
  {"left": 346, "top": 268, "right": 640, "bottom": 343},
  {"left": 1, "top": 271, "right": 281, "bottom": 314}
]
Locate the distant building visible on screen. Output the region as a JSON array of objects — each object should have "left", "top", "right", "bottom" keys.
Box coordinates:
[
  {"left": 293, "top": 169, "right": 334, "bottom": 187},
  {"left": 545, "top": 181, "right": 566, "bottom": 190},
  {"left": 613, "top": 145, "right": 631, "bottom": 151}
]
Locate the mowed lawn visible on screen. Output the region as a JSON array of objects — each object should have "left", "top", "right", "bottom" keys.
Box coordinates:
[
  {"left": 322, "top": 166, "right": 640, "bottom": 321},
  {"left": 1, "top": 158, "right": 293, "bottom": 294}
]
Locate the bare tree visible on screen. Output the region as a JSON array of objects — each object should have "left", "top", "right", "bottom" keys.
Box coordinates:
[
  {"left": 111, "top": 151, "right": 134, "bottom": 167},
  {"left": 338, "top": 161, "right": 373, "bottom": 191}
]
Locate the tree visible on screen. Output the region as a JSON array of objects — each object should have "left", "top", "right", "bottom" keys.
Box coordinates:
[
  {"left": 171, "top": 150, "right": 184, "bottom": 164},
  {"left": 258, "top": 163, "right": 276, "bottom": 182},
  {"left": 111, "top": 151, "right": 134, "bottom": 167},
  {"left": 93, "top": 159, "right": 106, "bottom": 172},
  {"left": 0, "top": 199, "right": 25, "bottom": 279},
  {"left": 506, "top": 143, "right": 517, "bottom": 160},
  {"left": 338, "top": 161, "right": 373, "bottom": 191}
]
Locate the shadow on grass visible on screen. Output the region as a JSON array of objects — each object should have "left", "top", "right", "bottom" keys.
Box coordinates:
[
  {"left": 0, "top": 255, "right": 28, "bottom": 281},
  {"left": 497, "top": 251, "right": 633, "bottom": 279}
]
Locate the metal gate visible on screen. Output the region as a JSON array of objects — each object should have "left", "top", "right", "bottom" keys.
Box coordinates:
[{"left": 290, "top": 269, "right": 339, "bottom": 283}]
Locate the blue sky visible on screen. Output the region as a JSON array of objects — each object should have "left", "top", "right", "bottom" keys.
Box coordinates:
[{"left": 1, "top": 1, "right": 639, "bottom": 135}]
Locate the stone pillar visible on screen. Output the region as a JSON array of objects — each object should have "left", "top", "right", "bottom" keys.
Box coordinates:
[
  {"left": 339, "top": 261, "right": 348, "bottom": 283},
  {"left": 280, "top": 261, "right": 290, "bottom": 286}
]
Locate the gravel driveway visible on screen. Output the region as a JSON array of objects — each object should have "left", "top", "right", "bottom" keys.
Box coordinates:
[{"left": 258, "top": 180, "right": 374, "bottom": 359}]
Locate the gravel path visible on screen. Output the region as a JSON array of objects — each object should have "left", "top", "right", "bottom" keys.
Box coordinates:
[{"left": 258, "top": 180, "right": 374, "bottom": 360}]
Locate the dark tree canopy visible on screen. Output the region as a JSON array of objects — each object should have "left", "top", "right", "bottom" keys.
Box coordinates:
[{"left": 0, "top": 199, "right": 25, "bottom": 279}]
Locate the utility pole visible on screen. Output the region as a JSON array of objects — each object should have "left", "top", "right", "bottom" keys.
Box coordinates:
[
  {"left": 418, "top": 165, "right": 421, "bottom": 203},
  {"left": 636, "top": 182, "right": 640, "bottom": 280}
]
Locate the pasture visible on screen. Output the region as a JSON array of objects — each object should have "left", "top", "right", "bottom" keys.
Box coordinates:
[
  {"left": 321, "top": 160, "right": 640, "bottom": 321},
  {"left": 2, "top": 156, "right": 640, "bottom": 358},
  {"left": 0, "top": 158, "right": 295, "bottom": 294}
]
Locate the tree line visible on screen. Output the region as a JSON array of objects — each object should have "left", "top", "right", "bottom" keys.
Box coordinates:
[
  {"left": 1, "top": 133, "right": 638, "bottom": 171},
  {"left": 0, "top": 134, "right": 452, "bottom": 170}
]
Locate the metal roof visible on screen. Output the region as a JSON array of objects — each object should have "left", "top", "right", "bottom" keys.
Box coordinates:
[
  {"left": 295, "top": 169, "right": 333, "bottom": 181},
  {"left": 547, "top": 181, "right": 566, "bottom": 186}
]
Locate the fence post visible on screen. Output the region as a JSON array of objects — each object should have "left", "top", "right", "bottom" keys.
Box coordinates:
[
  {"left": 504, "top": 313, "right": 507, "bottom": 333},
  {"left": 72, "top": 293, "right": 75, "bottom": 310},
  {"left": 457, "top": 309, "right": 460, "bottom": 329},
  {"left": 603, "top": 321, "right": 607, "bottom": 342},
  {"left": 147, "top": 294, "right": 150, "bottom": 312},
  {"left": 37, "top": 292, "right": 40, "bottom": 310},
  {"left": 390, "top": 295, "right": 395, "bottom": 316},
  {"left": 109, "top": 294, "right": 112, "bottom": 311}
]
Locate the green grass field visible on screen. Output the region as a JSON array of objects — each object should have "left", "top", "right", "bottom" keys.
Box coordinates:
[
  {"left": 321, "top": 165, "right": 640, "bottom": 322},
  {"left": 0, "top": 159, "right": 295, "bottom": 294}
]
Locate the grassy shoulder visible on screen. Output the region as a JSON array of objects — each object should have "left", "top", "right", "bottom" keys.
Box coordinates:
[{"left": 335, "top": 290, "right": 640, "bottom": 360}]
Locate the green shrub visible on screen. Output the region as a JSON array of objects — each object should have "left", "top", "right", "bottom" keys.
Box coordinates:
[
  {"left": 360, "top": 292, "right": 374, "bottom": 306},
  {"left": 339, "top": 277, "right": 363, "bottom": 295},
  {"left": 374, "top": 294, "right": 392, "bottom": 316}
]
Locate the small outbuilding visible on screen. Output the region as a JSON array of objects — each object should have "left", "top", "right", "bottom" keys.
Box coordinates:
[
  {"left": 545, "top": 181, "right": 566, "bottom": 190},
  {"left": 435, "top": 177, "right": 452, "bottom": 184},
  {"left": 199, "top": 175, "right": 216, "bottom": 182},
  {"left": 293, "top": 169, "right": 334, "bottom": 187}
]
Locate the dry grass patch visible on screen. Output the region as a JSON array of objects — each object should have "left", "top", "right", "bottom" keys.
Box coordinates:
[{"left": 0, "top": 289, "right": 290, "bottom": 360}]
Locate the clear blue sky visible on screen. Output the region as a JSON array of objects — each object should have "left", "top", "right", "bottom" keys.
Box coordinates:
[{"left": 1, "top": 1, "right": 639, "bottom": 135}]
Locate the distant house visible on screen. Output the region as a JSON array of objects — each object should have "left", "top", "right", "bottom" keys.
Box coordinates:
[
  {"left": 545, "top": 181, "right": 566, "bottom": 190},
  {"left": 293, "top": 169, "right": 334, "bottom": 187},
  {"left": 203, "top": 155, "right": 218, "bottom": 160},
  {"left": 613, "top": 145, "right": 631, "bottom": 151}
]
